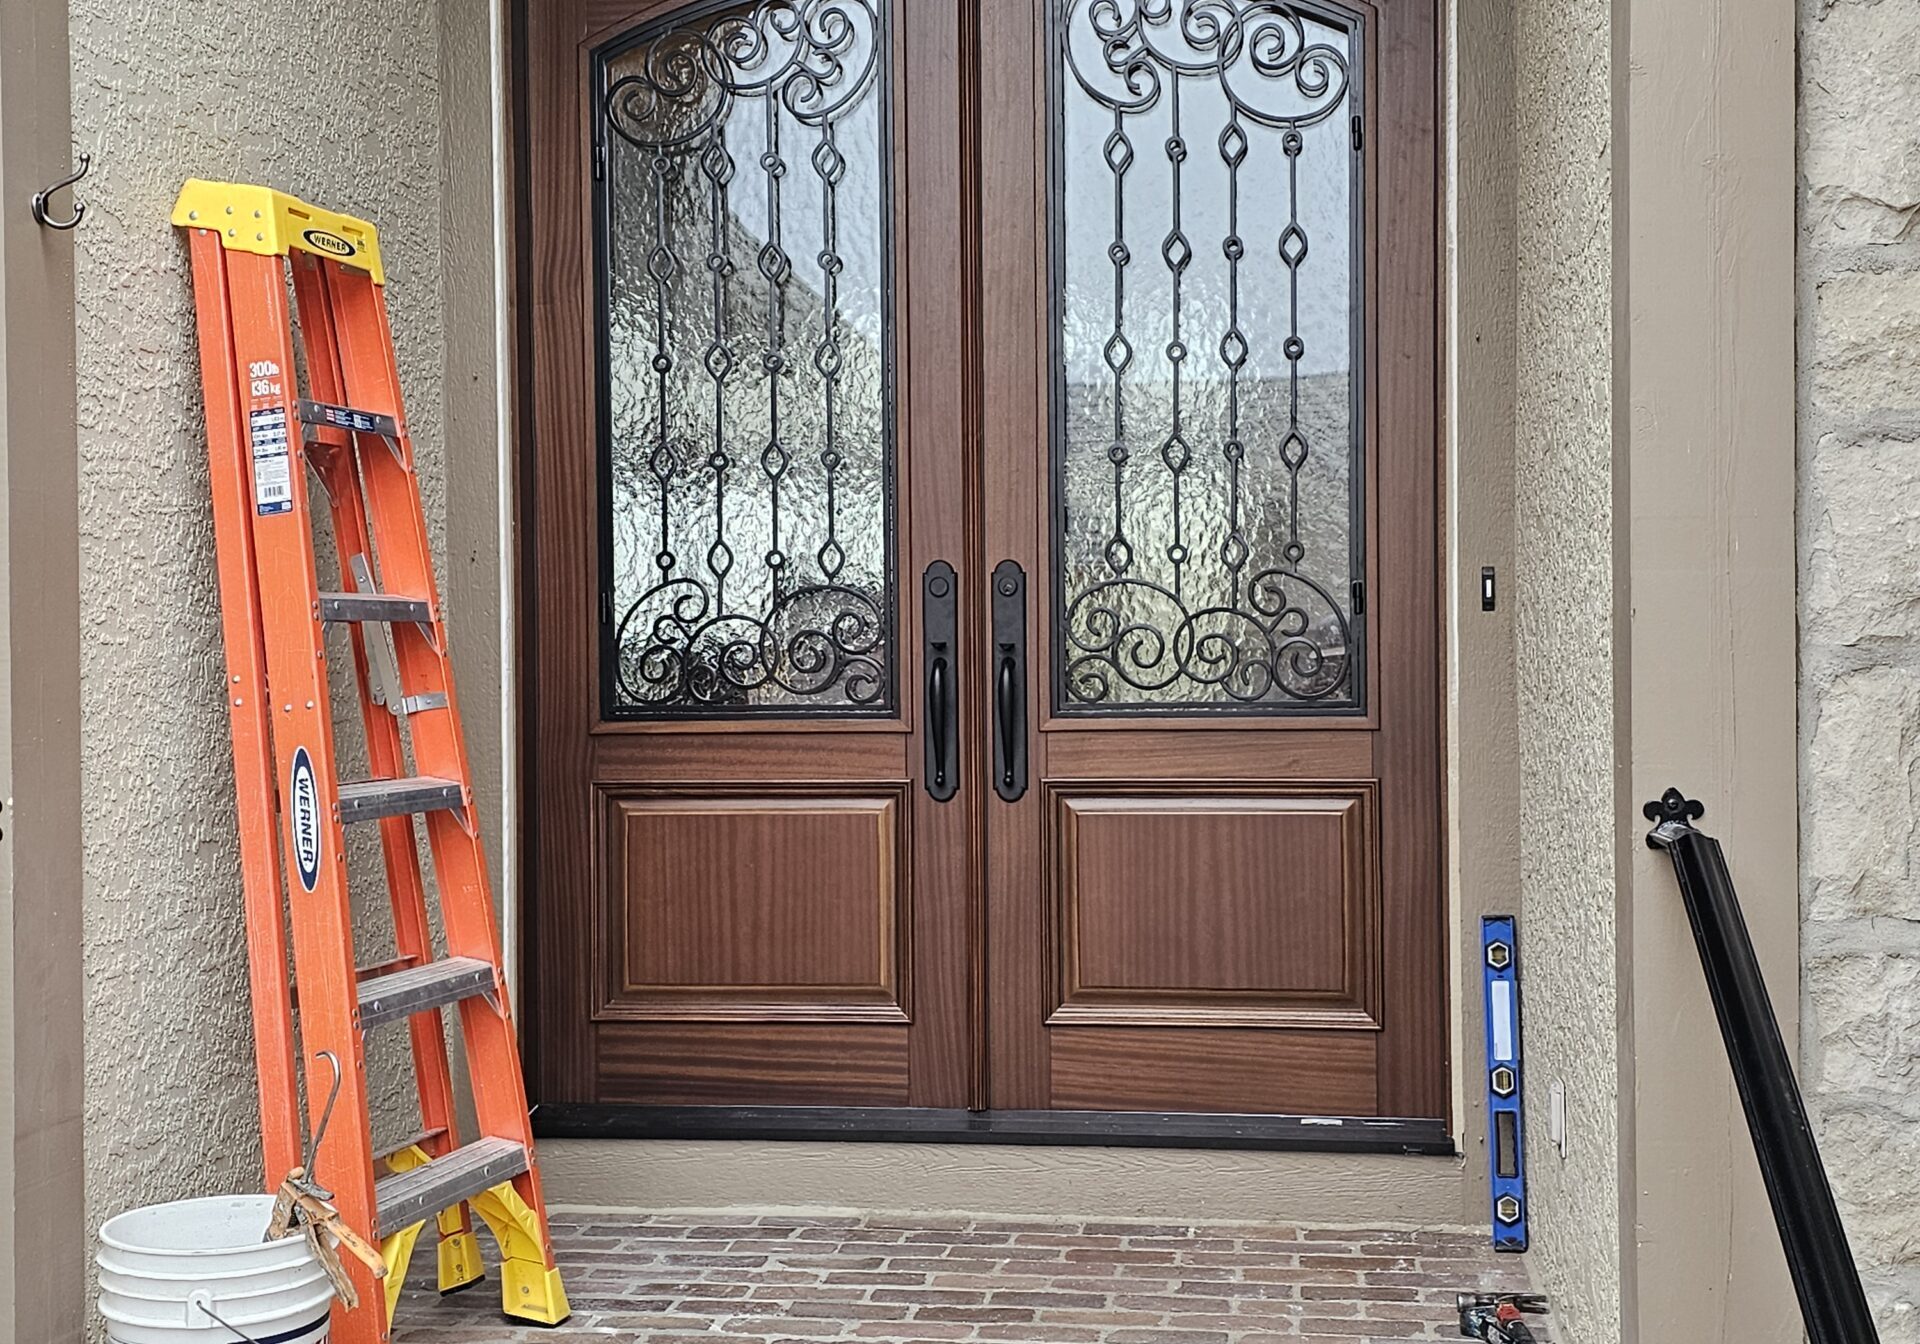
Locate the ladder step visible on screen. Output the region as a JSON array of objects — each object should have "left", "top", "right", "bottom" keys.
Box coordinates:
[
  {"left": 373, "top": 1126, "right": 450, "bottom": 1168},
  {"left": 336, "top": 776, "right": 462, "bottom": 824},
  {"left": 357, "top": 956, "right": 495, "bottom": 1032},
  {"left": 318, "top": 591, "right": 430, "bottom": 624},
  {"left": 373, "top": 1137, "right": 528, "bottom": 1236},
  {"left": 297, "top": 398, "right": 399, "bottom": 439}
]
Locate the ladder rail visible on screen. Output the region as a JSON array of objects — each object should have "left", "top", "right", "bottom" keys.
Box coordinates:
[
  {"left": 221, "top": 245, "right": 387, "bottom": 1334},
  {"left": 183, "top": 231, "right": 303, "bottom": 1186}
]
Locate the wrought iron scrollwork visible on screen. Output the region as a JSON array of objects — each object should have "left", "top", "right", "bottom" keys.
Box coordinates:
[
  {"left": 1064, "top": 0, "right": 1351, "bottom": 127},
  {"left": 598, "top": 0, "right": 893, "bottom": 716},
  {"left": 605, "top": 0, "right": 883, "bottom": 149},
  {"left": 614, "top": 577, "right": 886, "bottom": 708},
  {"left": 1053, "top": 0, "right": 1362, "bottom": 712},
  {"left": 1063, "top": 568, "right": 1351, "bottom": 705}
]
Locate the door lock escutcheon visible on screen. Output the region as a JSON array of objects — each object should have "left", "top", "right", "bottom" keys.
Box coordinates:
[
  {"left": 991, "top": 560, "right": 1028, "bottom": 802},
  {"left": 922, "top": 561, "right": 959, "bottom": 802}
]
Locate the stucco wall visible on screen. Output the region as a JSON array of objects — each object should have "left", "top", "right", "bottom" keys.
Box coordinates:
[
  {"left": 1800, "top": 0, "right": 1920, "bottom": 1333},
  {"left": 1509, "top": 0, "right": 1621, "bottom": 1340},
  {"left": 69, "top": 0, "right": 497, "bottom": 1267}
]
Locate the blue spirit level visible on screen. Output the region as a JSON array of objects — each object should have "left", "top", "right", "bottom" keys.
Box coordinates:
[{"left": 1481, "top": 915, "right": 1528, "bottom": 1252}]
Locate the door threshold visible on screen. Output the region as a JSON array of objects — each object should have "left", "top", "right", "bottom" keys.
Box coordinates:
[{"left": 531, "top": 1105, "right": 1455, "bottom": 1155}]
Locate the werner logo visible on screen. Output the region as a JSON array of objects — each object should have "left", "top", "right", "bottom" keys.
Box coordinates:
[
  {"left": 290, "top": 746, "right": 322, "bottom": 892},
  {"left": 303, "top": 228, "right": 356, "bottom": 259}
]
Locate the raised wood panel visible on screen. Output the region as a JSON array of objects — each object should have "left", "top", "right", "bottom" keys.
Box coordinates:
[
  {"left": 597, "top": 784, "right": 911, "bottom": 1022},
  {"left": 598, "top": 1023, "right": 910, "bottom": 1105},
  {"left": 1047, "top": 782, "right": 1381, "bottom": 1029},
  {"left": 1049, "top": 1028, "right": 1377, "bottom": 1115}
]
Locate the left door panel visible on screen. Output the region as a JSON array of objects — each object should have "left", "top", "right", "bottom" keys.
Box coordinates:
[{"left": 524, "top": 0, "right": 975, "bottom": 1111}]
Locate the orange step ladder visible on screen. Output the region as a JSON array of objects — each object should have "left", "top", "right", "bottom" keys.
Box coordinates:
[{"left": 172, "top": 178, "right": 568, "bottom": 1342}]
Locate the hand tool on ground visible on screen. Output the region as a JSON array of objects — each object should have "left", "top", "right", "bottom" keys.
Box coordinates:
[{"left": 1457, "top": 1292, "right": 1549, "bottom": 1343}]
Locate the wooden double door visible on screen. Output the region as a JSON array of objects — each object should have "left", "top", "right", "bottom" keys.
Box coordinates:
[{"left": 523, "top": 0, "right": 1445, "bottom": 1140}]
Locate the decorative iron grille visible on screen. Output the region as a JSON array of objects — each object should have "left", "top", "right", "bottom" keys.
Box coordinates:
[
  {"left": 596, "top": 0, "right": 895, "bottom": 717},
  {"left": 1050, "top": 0, "right": 1365, "bottom": 713}
]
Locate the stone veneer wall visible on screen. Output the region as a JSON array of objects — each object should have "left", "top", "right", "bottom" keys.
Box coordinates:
[
  {"left": 68, "top": 0, "right": 499, "bottom": 1310},
  {"left": 1508, "top": 0, "right": 1621, "bottom": 1340},
  {"left": 1799, "top": 0, "right": 1920, "bottom": 1334}
]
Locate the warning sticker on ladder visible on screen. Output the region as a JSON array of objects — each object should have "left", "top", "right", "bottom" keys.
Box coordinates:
[{"left": 248, "top": 407, "right": 293, "bottom": 515}]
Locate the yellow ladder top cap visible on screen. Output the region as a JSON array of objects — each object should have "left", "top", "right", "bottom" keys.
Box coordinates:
[{"left": 172, "top": 178, "right": 385, "bottom": 285}]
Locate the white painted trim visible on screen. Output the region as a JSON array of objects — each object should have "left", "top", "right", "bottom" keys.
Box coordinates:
[
  {"left": 1444, "top": 0, "right": 1468, "bottom": 1153},
  {"left": 1443, "top": 0, "right": 1518, "bottom": 1200},
  {"left": 490, "top": 0, "right": 520, "bottom": 1001}
]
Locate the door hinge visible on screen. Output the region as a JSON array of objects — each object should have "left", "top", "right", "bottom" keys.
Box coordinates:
[
  {"left": 1351, "top": 114, "right": 1364, "bottom": 153},
  {"left": 593, "top": 139, "right": 607, "bottom": 181},
  {"left": 1351, "top": 578, "right": 1366, "bottom": 616},
  {"left": 600, "top": 590, "right": 613, "bottom": 625}
]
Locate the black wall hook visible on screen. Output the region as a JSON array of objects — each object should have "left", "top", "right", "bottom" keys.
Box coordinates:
[{"left": 30, "top": 152, "right": 90, "bottom": 231}]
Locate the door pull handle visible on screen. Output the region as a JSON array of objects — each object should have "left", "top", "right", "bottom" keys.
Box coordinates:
[
  {"left": 922, "top": 561, "right": 959, "bottom": 802},
  {"left": 996, "top": 650, "right": 1020, "bottom": 792},
  {"left": 991, "top": 560, "right": 1027, "bottom": 802}
]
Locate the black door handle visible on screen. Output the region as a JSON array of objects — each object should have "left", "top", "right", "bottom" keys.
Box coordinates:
[
  {"left": 995, "top": 652, "right": 1019, "bottom": 791},
  {"left": 922, "top": 561, "right": 958, "bottom": 802},
  {"left": 991, "top": 560, "right": 1027, "bottom": 801}
]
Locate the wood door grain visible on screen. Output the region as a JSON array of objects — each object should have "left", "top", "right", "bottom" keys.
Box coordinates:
[
  {"left": 521, "top": 0, "right": 977, "bottom": 1111},
  {"left": 599, "top": 785, "right": 912, "bottom": 1023},
  {"left": 977, "top": 0, "right": 1445, "bottom": 1121},
  {"left": 1047, "top": 782, "right": 1382, "bottom": 1031}
]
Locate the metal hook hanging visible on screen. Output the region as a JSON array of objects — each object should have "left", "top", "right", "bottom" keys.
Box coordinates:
[
  {"left": 302, "top": 1049, "right": 343, "bottom": 1197},
  {"left": 29, "top": 153, "right": 89, "bottom": 231}
]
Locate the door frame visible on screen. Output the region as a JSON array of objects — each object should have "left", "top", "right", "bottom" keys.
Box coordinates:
[{"left": 511, "top": 0, "right": 1451, "bottom": 1153}]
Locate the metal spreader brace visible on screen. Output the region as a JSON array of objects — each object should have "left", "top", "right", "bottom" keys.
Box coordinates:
[{"left": 173, "top": 178, "right": 569, "bottom": 1343}]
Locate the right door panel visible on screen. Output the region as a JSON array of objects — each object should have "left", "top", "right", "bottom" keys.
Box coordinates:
[{"left": 981, "top": 0, "right": 1444, "bottom": 1120}]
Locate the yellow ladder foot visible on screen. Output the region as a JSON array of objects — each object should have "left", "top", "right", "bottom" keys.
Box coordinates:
[
  {"left": 470, "top": 1181, "right": 569, "bottom": 1327},
  {"left": 436, "top": 1227, "right": 485, "bottom": 1295},
  {"left": 379, "top": 1223, "right": 425, "bottom": 1325},
  {"left": 499, "top": 1261, "right": 571, "bottom": 1327}
]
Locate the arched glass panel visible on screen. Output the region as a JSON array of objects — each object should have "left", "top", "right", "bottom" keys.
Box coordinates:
[
  {"left": 597, "top": 1, "right": 894, "bottom": 717},
  {"left": 1051, "top": 0, "right": 1364, "bottom": 713}
]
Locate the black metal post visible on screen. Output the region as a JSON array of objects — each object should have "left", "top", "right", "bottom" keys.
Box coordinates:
[{"left": 1643, "top": 788, "right": 1879, "bottom": 1344}]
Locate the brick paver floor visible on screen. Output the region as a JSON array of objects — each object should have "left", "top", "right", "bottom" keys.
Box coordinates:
[{"left": 391, "top": 1211, "right": 1550, "bottom": 1343}]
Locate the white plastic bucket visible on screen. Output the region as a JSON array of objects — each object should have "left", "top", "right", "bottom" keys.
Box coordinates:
[{"left": 97, "top": 1195, "right": 335, "bottom": 1344}]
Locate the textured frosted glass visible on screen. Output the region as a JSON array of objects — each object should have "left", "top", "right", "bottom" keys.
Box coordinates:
[
  {"left": 1053, "top": 0, "right": 1362, "bottom": 712},
  {"left": 601, "top": 2, "right": 893, "bottom": 714}
]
